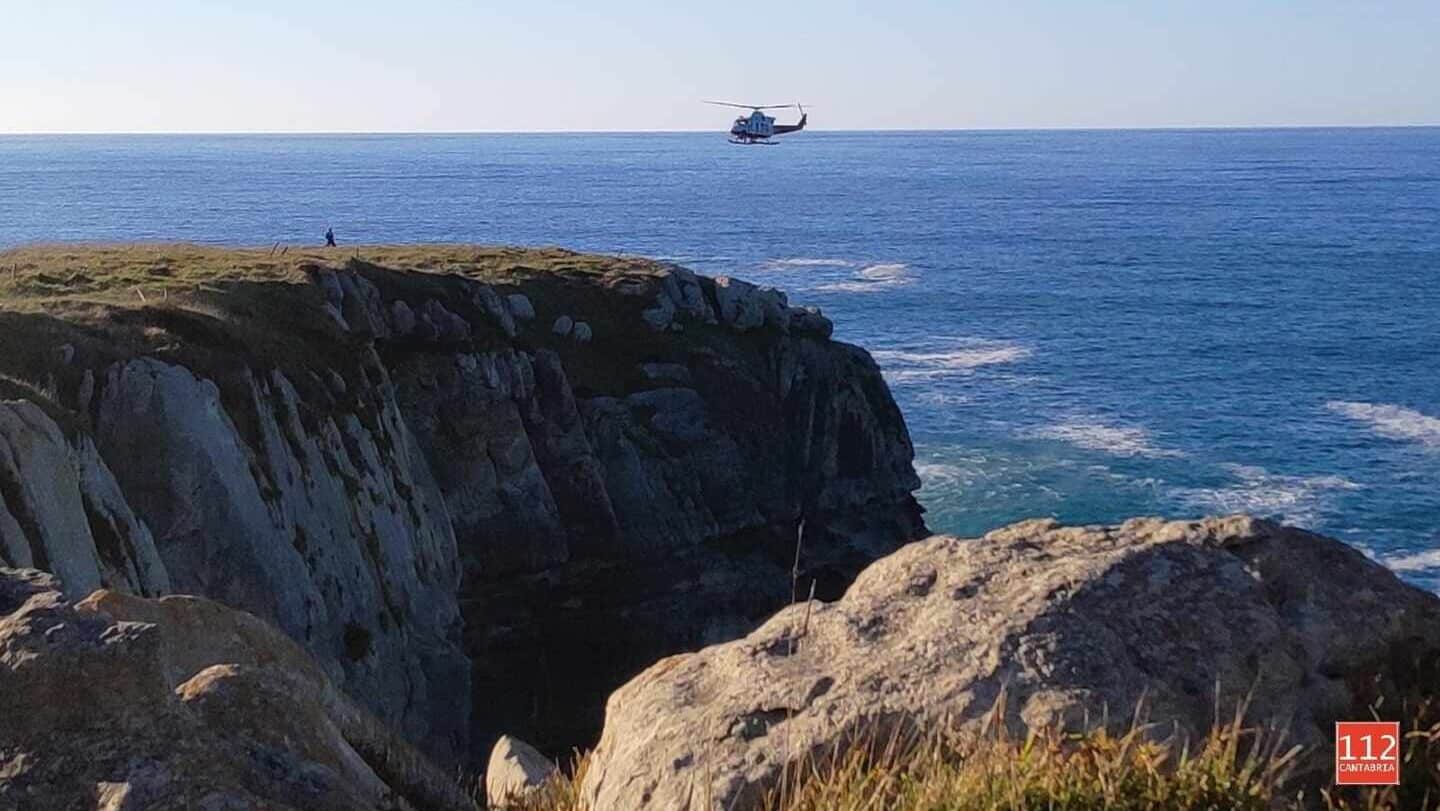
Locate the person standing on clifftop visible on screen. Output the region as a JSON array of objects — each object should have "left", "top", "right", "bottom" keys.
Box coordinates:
[{"left": 324, "top": 227, "right": 336, "bottom": 247}]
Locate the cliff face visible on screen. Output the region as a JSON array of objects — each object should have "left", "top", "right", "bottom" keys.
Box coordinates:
[
  {"left": 0, "top": 399, "right": 169, "bottom": 597},
  {"left": 0, "top": 245, "right": 926, "bottom": 761}
]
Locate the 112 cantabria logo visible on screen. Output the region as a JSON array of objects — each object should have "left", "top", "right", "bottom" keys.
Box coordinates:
[{"left": 1335, "top": 721, "right": 1401, "bottom": 786}]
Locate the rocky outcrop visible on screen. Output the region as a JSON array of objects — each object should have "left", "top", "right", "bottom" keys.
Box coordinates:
[
  {"left": 580, "top": 516, "right": 1440, "bottom": 810},
  {"left": 0, "top": 567, "right": 475, "bottom": 811},
  {"left": 0, "top": 246, "right": 924, "bottom": 764},
  {"left": 0, "top": 401, "right": 168, "bottom": 597}
]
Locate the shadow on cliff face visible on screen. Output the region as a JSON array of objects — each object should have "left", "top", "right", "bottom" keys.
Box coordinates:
[
  {"left": 380, "top": 280, "right": 928, "bottom": 755},
  {"left": 0, "top": 246, "right": 928, "bottom": 766}
]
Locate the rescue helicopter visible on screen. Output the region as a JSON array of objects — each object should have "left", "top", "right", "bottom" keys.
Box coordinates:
[{"left": 704, "top": 101, "right": 808, "bottom": 144}]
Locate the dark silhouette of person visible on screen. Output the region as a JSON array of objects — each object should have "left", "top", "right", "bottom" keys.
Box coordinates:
[{"left": 325, "top": 227, "right": 336, "bottom": 247}]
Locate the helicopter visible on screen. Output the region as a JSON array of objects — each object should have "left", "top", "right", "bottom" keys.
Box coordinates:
[{"left": 704, "top": 101, "right": 808, "bottom": 144}]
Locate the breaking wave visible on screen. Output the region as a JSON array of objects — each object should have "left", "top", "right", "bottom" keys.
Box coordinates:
[
  {"left": 1327, "top": 401, "right": 1440, "bottom": 449},
  {"left": 1021, "top": 420, "right": 1183, "bottom": 459},
  {"left": 1173, "top": 463, "right": 1361, "bottom": 529}
]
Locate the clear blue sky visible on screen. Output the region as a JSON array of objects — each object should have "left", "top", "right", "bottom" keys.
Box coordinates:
[{"left": 3, "top": 0, "right": 1437, "bottom": 132}]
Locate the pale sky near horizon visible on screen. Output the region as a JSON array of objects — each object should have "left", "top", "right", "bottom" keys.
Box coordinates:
[{"left": 3, "top": 1, "right": 1437, "bottom": 133}]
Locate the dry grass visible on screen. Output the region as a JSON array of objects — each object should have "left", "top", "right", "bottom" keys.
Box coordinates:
[
  {"left": 0, "top": 243, "right": 706, "bottom": 421},
  {"left": 468, "top": 751, "right": 592, "bottom": 811},
  {"left": 0, "top": 242, "right": 672, "bottom": 308},
  {"left": 1323, "top": 697, "right": 1440, "bottom": 811},
  {"left": 489, "top": 700, "right": 1440, "bottom": 811},
  {"left": 761, "top": 719, "right": 1299, "bottom": 811}
]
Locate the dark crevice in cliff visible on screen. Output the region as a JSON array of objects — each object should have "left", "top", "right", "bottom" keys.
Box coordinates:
[
  {"left": 82, "top": 495, "right": 132, "bottom": 579},
  {"left": 0, "top": 464, "right": 49, "bottom": 572}
]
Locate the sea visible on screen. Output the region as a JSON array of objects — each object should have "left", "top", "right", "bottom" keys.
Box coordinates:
[{"left": 2, "top": 129, "right": 1438, "bottom": 589}]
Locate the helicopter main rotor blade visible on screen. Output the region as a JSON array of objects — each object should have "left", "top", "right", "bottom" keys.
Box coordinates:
[{"left": 703, "top": 100, "right": 796, "bottom": 109}]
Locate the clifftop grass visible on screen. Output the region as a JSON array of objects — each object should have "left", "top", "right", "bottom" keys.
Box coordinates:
[
  {"left": 0, "top": 243, "right": 673, "bottom": 309},
  {"left": 0, "top": 243, "right": 790, "bottom": 444}
]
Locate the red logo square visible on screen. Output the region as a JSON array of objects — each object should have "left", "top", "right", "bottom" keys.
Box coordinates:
[{"left": 1335, "top": 721, "right": 1401, "bottom": 786}]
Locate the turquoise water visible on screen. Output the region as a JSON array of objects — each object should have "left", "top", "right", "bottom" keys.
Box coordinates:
[{"left": 2, "top": 129, "right": 1438, "bottom": 588}]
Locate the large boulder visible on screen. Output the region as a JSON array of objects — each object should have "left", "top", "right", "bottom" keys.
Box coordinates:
[
  {"left": 471, "top": 284, "right": 517, "bottom": 337},
  {"left": 0, "top": 568, "right": 475, "bottom": 811},
  {"left": 506, "top": 293, "right": 536, "bottom": 322},
  {"left": 640, "top": 292, "right": 677, "bottom": 332},
  {"left": 712, "top": 277, "right": 767, "bottom": 332},
  {"left": 787, "top": 306, "right": 834, "bottom": 339},
  {"left": 580, "top": 516, "right": 1440, "bottom": 810},
  {"left": 659, "top": 265, "right": 716, "bottom": 324}
]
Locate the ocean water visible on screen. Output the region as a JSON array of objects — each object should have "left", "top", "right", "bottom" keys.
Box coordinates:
[{"left": 3, "top": 129, "right": 1438, "bottom": 588}]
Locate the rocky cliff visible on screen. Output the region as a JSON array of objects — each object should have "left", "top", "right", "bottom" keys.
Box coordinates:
[{"left": 0, "top": 245, "right": 926, "bottom": 762}]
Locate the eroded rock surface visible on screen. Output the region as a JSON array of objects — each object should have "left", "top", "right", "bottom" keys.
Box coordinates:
[
  {"left": 93, "top": 355, "right": 470, "bottom": 761},
  {"left": 581, "top": 516, "right": 1440, "bottom": 810},
  {"left": 0, "top": 568, "right": 474, "bottom": 811}
]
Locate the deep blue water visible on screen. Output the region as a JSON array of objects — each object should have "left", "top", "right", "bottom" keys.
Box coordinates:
[{"left": 3, "top": 130, "right": 1438, "bottom": 588}]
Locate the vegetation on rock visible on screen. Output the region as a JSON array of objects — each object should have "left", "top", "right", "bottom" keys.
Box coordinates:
[{"left": 488, "top": 703, "right": 1440, "bottom": 810}]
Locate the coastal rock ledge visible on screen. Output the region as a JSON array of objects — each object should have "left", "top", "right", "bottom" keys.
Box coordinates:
[{"left": 581, "top": 516, "right": 1440, "bottom": 811}]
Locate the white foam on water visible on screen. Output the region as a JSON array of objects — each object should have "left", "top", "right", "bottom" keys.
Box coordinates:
[
  {"left": 915, "top": 461, "right": 969, "bottom": 489},
  {"left": 1383, "top": 548, "right": 1440, "bottom": 573},
  {"left": 913, "top": 390, "right": 973, "bottom": 406},
  {"left": 873, "top": 342, "right": 1032, "bottom": 384},
  {"left": 1173, "top": 463, "right": 1361, "bottom": 529},
  {"left": 1379, "top": 547, "right": 1440, "bottom": 594},
  {"left": 1021, "top": 419, "right": 1183, "bottom": 459},
  {"left": 858, "top": 263, "right": 910, "bottom": 280},
  {"left": 874, "top": 347, "right": 1032, "bottom": 367},
  {"left": 1327, "top": 401, "right": 1440, "bottom": 449},
  {"left": 815, "top": 262, "right": 915, "bottom": 292}
]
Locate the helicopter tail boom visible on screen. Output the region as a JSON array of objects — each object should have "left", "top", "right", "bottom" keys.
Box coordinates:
[{"left": 773, "top": 107, "right": 807, "bottom": 135}]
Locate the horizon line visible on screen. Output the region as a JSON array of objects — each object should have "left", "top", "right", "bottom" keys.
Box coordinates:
[{"left": 3, "top": 123, "right": 1439, "bottom": 137}]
